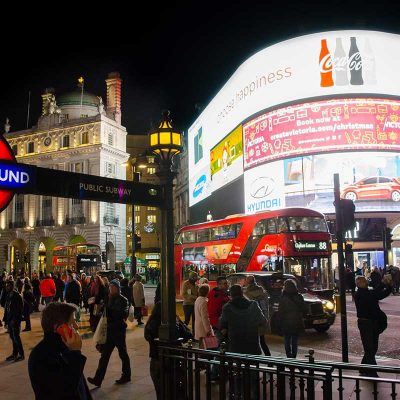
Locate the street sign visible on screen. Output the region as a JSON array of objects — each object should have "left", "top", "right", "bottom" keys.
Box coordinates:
[
  {"left": 0, "top": 162, "right": 164, "bottom": 206},
  {"left": 0, "top": 136, "right": 17, "bottom": 212}
]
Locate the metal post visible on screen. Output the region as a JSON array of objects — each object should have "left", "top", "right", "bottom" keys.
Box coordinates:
[
  {"left": 334, "top": 173, "right": 349, "bottom": 362},
  {"left": 383, "top": 226, "right": 388, "bottom": 267},
  {"left": 131, "top": 203, "right": 137, "bottom": 277},
  {"left": 158, "top": 163, "right": 177, "bottom": 342}
]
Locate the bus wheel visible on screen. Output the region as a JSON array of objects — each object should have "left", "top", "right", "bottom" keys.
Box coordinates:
[{"left": 314, "top": 324, "right": 330, "bottom": 333}]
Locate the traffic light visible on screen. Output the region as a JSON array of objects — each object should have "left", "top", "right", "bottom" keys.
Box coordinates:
[
  {"left": 101, "top": 251, "right": 107, "bottom": 262},
  {"left": 386, "top": 228, "right": 394, "bottom": 249},
  {"left": 340, "top": 199, "right": 356, "bottom": 231}
]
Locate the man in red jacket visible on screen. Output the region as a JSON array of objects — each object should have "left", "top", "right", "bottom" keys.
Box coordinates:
[{"left": 40, "top": 273, "right": 56, "bottom": 305}]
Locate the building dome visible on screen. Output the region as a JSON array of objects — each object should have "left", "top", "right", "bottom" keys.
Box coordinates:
[{"left": 57, "top": 88, "right": 99, "bottom": 108}]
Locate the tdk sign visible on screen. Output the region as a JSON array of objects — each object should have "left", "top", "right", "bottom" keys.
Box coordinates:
[
  {"left": 193, "top": 175, "right": 207, "bottom": 198},
  {"left": 0, "top": 163, "right": 36, "bottom": 190}
]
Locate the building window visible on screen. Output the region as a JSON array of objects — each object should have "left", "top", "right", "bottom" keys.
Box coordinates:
[
  {"left": 27, "top": 142, "right": 34, "bottom": 154},
  {"left": 15, "top": 194, "right": 24, "bottom": 223},
  {"left": 62, "top": 135, "right": 70, "bottom": 148},
  {"left": 134, "top": 205, "right": 140, "bottom": 212},
  {"left": 62, "top": 114, "right": 69, "bottom": 122},
  {"left": 147, "top": 167, "right": 156, "bottom": 175},
  {"left": 12, "top": 145, "right": 18, "bottom": 155},
  {"left": 105, "top": 162, "right": 116, "bottom": 177},
  {"left": 148, "top": 156, "right": 155, "bottom": 164},
  {"left": 147, "top": 207, "right": 157, "bottom": 211},
  {"left": 72, "top": 198, "right": 83, "bottom": 218},
  {"left": 81, "top": 131, "right": 89, "bottom": 145},
  {"left": 147, "top": 214, "right": 157, "bottom": 223},
  {"left": 134, "top": 215, "right": 141, "bottom": 225},
  {"left": 108, "top": 133, "right": 114, "bottom": 146},
  {"left": 80, "top": 114, "right": 88, "bottom": 118},
  {"left": 42, "top": 196, "right": 53, "bottom": 220},
  {"left": 70, "top": 162, "right": 83, "bottom": 173}
]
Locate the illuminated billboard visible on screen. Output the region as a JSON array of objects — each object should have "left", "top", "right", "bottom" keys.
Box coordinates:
[
  {"left": 244, "top": 150, "right": 400, "bottom": 214},
  {"left": 188, "top": 30, "right": 400, "bottom": 211},
  {"left": 244, "top": 98, "right": 400, "bottom": 169}
]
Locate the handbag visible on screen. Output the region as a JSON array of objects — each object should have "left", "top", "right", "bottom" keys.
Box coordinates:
[
  {"left": 141, "top": 305, "right": 148, "bottom": 317},
  {"left": 93, "top": 310, "right": 107, "bottom": 345},
  {"left": 128, "top": 305, "right": 135, "bottom": 322},
  {"left": 201, "top": 335, "right": 219, "bottom": 350},
  {"left": 377, "top": 309, "right": 388, "bottom": 334}
]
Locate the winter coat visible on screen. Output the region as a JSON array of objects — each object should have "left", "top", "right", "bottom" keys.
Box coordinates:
[
  {"left": 54, "top": 278, "right": 65, "bottom": 297},
  {"left": 354, "top": 285, "right": 392, "bottom": 320},
  {"left": 194, "top": 296, "right": 213, "bottom": 340},
  {"left": 369, "top": 271, "right": 382, "bottom": 289},
  {"left": 106, "top": 293, "right": 129, "bottom": 339},
  {"left": 244, "top": 283, "right": 269, "bottom": 335},
  {"left": 31, "top": 278, "right": 41, "bottom": 296},
  {"left": 40, "top": 278, "right": 56, "bottom": 298},
  {"left": 219, "top": 296, "right": 266, "bottom": 355},
  {"left": 65, "top": 280, "right": 81, "bottom": 306},
  {"left": 278, "top": 291, "right": 306, "bottom": 336},
  {"left": 182, "top": 280, "right": 199, "bottom": 305},
  {"left": 132, "top": 281, "right": 145, "bottom": 307},
  {"left": 207, "top": 287, "right": 230, "bottom": 329},
  {"left": 4, "top": 289, "right": 24, "bottom": 324},
  {"left": 28, "top": 332, "right": 92, "bottom": 400}
]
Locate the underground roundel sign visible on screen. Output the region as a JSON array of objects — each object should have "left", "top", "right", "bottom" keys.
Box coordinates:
[{"left": 0, "top": 135, "right": 16, "bottom": 212}]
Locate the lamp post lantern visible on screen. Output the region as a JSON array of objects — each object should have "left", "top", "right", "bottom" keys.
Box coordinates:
[{"left": 149, "top": 110, "right": 183, "bottom": 342}]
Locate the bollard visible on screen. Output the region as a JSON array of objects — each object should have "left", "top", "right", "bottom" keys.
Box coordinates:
[{"left": 335, "top": 294, "right": 341, "bottom": 313}]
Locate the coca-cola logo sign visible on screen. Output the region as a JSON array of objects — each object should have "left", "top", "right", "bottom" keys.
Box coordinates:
[{"left": 319, "top": 36, "right": 376, "bottom": 87}]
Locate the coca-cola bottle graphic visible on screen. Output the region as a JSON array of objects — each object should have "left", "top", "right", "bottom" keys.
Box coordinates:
[
  {"left": 363, "top": 37, "right": 377, "bottom": 84},
  {"left": 319, "top": 39, "right": 334, "bottom": 87},
  {"left": 333, "top": 38, "right": 348, "bottom": 85},
  {"left": 348, "top": 37, "right": 363, "bottom": 85}
]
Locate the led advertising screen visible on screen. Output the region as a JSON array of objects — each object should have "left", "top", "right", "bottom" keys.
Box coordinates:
[
  {"left": 188, "top": 30, "right": 400, "bottom": 207},
  {"left": 244, "top": 98, "right": 400, "bottom": 170},
  {"left": 244, "top": 150, "right": 400, "bottom": 214}
]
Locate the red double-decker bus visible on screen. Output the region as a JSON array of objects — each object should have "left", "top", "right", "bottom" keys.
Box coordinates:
[{"left": 174, "top": 207, "right": 332, "bottom": 297}]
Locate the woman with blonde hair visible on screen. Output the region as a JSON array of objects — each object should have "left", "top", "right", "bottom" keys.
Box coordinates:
[{"left": 194, "top": 284, "right": 214, "bottom": 347}]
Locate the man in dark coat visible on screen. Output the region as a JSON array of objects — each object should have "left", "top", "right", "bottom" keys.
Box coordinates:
[
  {"left": 88, "top": 279, "right": 131, "bottom": 387},
  {"left": 219, "top": 284, "right": 266, "bottom": 355},
  {"left": 28, "top": 302, "right": 92, "bottom": 400},
  {"left": 4, "top": 280, "right": 24, "bottom": 361},
  {"left": 31, "top": 275, "right": 41, "bottom": 311},
  {"left": 65, "top": 274, "right": 81, "bottom": 306},
  {"left": 354, "top": 275, "right": 392, "bottom": 376},
  {"left": 219, "top": 284, "right": 266, "bottom": 398},
  {"left": 54, "top": 273, "right": 65, "bottom": 302}
]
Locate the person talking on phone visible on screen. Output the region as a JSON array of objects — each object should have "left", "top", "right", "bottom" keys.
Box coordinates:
[{"left": 28, "top": 302, "right": 92, "bottom": 400}]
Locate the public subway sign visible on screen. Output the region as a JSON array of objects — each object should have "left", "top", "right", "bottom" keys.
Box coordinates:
[{"left": 0, "top": 161, "right": 164, "bottom": 207}]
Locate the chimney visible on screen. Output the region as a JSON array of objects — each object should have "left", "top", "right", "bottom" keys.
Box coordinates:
[
  {"left": 105, "top": 72, "right": 122, "bottom": 124},
  {"left": 41, "top": 87, "right": 55, "bottom": 116}
]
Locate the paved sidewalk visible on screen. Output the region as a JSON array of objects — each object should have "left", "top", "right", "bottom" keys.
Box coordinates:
[{"left": 0, "top": 309, "right": 156, "bottom": 399}]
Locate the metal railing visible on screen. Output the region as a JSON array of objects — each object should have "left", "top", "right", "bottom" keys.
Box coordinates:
[
  {"left": 65, "top": 216, "right": 86, "bottom": 225},
  {"left": 9, "top": 220, "right": 26, "bottom": 229},
  {"left": 36, "top": 218, "right": 55, "bottom": 226},
  {"left": 158, "top": 342, "right": 400, "bottom": 400},
  {"left": 103, "top": 215, "right": 119, "bottom": 225}
]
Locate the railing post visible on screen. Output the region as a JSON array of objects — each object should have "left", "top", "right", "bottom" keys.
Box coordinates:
[
  {"left": 219, "top": 342, "right": 227, "bottom": 400},
  {"left": 276, "top": 364, "right": 286, "bottom": 400},
  {"left": 305, "top": 349, "right": 315, "bottom": 400}
]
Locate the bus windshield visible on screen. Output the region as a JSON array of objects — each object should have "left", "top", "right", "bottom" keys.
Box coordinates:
[{"left": 278, "top": 216, "right": 328, "bottom": 233}]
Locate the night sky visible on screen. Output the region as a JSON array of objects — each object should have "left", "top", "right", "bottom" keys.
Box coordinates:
[{"left": 1, "top": 1, "right": 399, "bottom": 136}]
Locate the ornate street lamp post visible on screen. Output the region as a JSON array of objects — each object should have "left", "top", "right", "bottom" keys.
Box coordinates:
[{"left": 149, "top": 110, "right": 183, "bottom": 342}]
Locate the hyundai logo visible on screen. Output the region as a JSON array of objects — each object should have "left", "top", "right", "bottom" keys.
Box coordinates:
[{"left": 250, "top": 176, "right": 275, "bottom": 199}]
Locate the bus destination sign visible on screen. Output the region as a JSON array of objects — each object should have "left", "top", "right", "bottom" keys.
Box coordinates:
[{"left": 294, "top": 241, "right": 328, "bottom": 251}]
